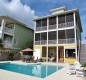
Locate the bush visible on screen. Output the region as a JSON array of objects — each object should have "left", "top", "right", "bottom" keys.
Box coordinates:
[
  {"left": 9, "top": 53, "right": 15, "bottom": 61},
  {"left": 81, "top": 62, "right": 86, "bottom": 67}
]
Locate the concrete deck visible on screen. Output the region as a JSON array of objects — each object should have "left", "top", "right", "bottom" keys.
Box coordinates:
[{"left": 0, "top": 61, "right": 85, "bottom": 80}]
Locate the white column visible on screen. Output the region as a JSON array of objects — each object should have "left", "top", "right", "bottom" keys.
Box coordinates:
[
  {"left": 34, "top": 21, "right": 36, "bottom": 45},
  {"left": 56, "top": 46, "right": 58, "bottom": 63},
  {"left": 46, "top": 18, "right": 49, "bottom": 62},
  {"left": 75, "top": 47, "right": 78, "bottom": 60},
  {"left": 74, "top": 12, "right": 77, "bottom": 60},
  {"left": 64, "top": 47, "right": 65, "bottom": 63},
  {"left": 1, "top": 19, "right": 5, "bottom": 40},
  {"left": 56, "top": 16, "right": 58, "bottom": 63},
  {"left": 74, "top": 12, "right": 77, "bottom": 43}
]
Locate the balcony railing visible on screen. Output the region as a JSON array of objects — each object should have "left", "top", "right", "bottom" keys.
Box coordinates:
[
  {"left": 49, "top": 24, "right": 56, "bottom": 29},
  {"left": 48, "top": 40, "right": 57, "bottom": 44},
  {"left": 35, "top": 41, "right": 40, "bottom": 45},
  {"left": 58, "top": 21, "right": 74, "bottom": 29},
  {"left": 3, "top": 40, "right": 13, "bottom": 47},
  {"left": 58, "top": 38, "right": 75, "bottom": 44},
  {"left": 36, "top": 26, "right": 47, "bottom": 31},
  {"left": 41, "top": 40, "right": 47, "bottom": 44},
  {"left": 4, "top": 27, "right": 14, "bottom": 34}
]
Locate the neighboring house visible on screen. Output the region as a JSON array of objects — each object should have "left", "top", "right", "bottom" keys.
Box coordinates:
[
  {"left": 80, "top": 43, "right": 86, "bottom": 63},
  {"left": 33, "top": 6, "right": 82, "bottom": 63},
  {"left": 0, "top": 16, "right": 33, "bottom": 60}
]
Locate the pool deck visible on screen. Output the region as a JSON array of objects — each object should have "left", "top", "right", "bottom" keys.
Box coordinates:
[{"left": 0, "top": 61, "right": 86, "bottom": 80}]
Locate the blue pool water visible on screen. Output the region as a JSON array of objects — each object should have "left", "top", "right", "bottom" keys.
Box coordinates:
[{"left": 0, "top": 63, "right": 63, "bottom": 78}]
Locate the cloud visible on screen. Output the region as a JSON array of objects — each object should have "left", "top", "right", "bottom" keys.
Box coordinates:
[{"left": 0, "top": 0, "right": 36, "bottom": 29}]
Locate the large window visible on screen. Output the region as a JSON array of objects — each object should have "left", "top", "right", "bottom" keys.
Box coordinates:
[{"left": 65, "top": 49, "right": 75, "bottom": 58}]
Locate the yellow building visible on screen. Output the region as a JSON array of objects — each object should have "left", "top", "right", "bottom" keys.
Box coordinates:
[{"left": 33, "top": 6, "right": 82, "bottom": 64}]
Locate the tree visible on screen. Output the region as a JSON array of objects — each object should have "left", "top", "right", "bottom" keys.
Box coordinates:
[{"left": 0, "top": 38, "right": 3, "bottom": 49}]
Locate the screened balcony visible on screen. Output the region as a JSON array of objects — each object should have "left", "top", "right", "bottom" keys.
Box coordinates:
[
  {"left": 58, "top": 29, "right": 75, "bottom": 44},
  {"left": 35, "top": 33, "right": 40, "bottom": 45},
  {"left": 35, "top": 32, "right": 47, "bottom": 45},
  {"left": 36, "top": 19, "right": 47, "bottom": 31},
  {"left": 58, "top": 13, "right": 74, "bottom": 28},
  {"left": 41, "top": 32, "right": 47, "bottom": 44},
  {"left": 49, "top": 17, "right": 56, "bottom": 29},
  {"left": 48, "top": 31, "right": 57, "bottom": 44}
]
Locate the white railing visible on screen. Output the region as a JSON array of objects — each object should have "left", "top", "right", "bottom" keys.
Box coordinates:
[
  {"left": 58, "top": 21, "right": 74, "bottom": 28},
  {"left": 41, "top": 40, "right": 47, "bottom": 44},
  {"left": 3, "top": 40, "right": 13, "bottom": 47},
  {"left": 36, "top": 26, "right": 47, "bottom": 31},
  {"left": 48, "top": 40, "right": 57, "bottom": 44},
  {"left": 49, "top": 24, "right": 56, "bottom": 29},
  {"left": 58, "top": 38, "right": 75, "bottom": 44},
  {"left": 4, "top": 27, "right": 14, "bottom": 34},
  {"left": 35, "top": 41, "right": 40, "bottom": 45}
]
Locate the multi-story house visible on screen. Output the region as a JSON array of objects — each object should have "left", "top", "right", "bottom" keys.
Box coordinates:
[
  {"left": 0, "top": 16, "right": 33, "bottom": 60},
  {"left": 33, "top": 6, "right": 82, "bottom": 63}
]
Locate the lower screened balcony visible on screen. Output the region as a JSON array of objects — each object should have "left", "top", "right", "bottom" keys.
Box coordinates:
[
  {"left": 58, "top": 29, "right": 75, "bottom": 44},
  {"left": 35, "top": 29, "right": 75, "bottom": 45}
]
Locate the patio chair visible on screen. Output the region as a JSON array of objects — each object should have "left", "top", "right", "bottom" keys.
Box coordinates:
[
  {"left": 67, "top": 64, "right": 76, "bottom": 74},
  {"left": 67, "top": 61, "right": 81, "bottom": 75},
  {"left": 49, "top": 57, "right": 55, "bottom": 62},
  {"left": 76, "top": 67, "right": 85, "bottom": 77}
]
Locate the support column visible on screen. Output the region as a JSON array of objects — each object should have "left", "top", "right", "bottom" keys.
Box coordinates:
[
  {"left": 56, "top": 16, "right": 58, "bottom": 63},
  {"left": 34, "top": 21, "right": 36, "bottom": 45},
  {"left": 1, "top": 19, "right": 5, "bottom": 40},
  {"left": 56, "top": 46, "right": 58, "bottom": 63},
  {"left": 46, "top": 18, "right": 49, "bottom": 62},
  {"left": 64, "top": 47, "right": 65, "bottom": 63},
  {"left": 75, "top": 47, "right": 78, "bottom": 61},
  {"left": 46, "top": 46, "right": 48, "bottom": 62}
]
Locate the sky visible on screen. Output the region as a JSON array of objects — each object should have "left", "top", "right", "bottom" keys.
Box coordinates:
[{"left": 0, "top": 0, "right": 86, "bottom": 41}]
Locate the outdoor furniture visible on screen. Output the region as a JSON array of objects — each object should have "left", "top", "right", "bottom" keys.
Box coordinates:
[
  {"left": 76, "top": 67, "right": 85, "bottom": 77},
  {"left": 67, "top": 64, "right": 76, "bottom": 74},
  {"left": 49, "top": 57, "right": 55, "bottom": 62}
]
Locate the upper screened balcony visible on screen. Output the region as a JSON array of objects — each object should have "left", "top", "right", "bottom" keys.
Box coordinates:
[
  {"left": 36, "top": 19, "right": 47, "bottom": 31},
  {"left": 49, "top": 17, "right": 56, "bottom": 30},
  {"left": 58, "top": 13, "right": 74, "bottom": 29}
]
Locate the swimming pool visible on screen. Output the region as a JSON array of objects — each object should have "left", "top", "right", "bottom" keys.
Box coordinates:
[{"left": 0, "top": 63, "right": 63, "bottom": 78}]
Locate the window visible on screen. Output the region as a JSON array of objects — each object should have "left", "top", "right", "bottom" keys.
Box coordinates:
[{"left": 65, "top": 49, "right": 75, "bottom": 58}]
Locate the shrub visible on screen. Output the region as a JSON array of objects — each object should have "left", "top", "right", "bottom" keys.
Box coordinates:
[{"left": 81, "top": 62, "right": 86, "bottom": 67}]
